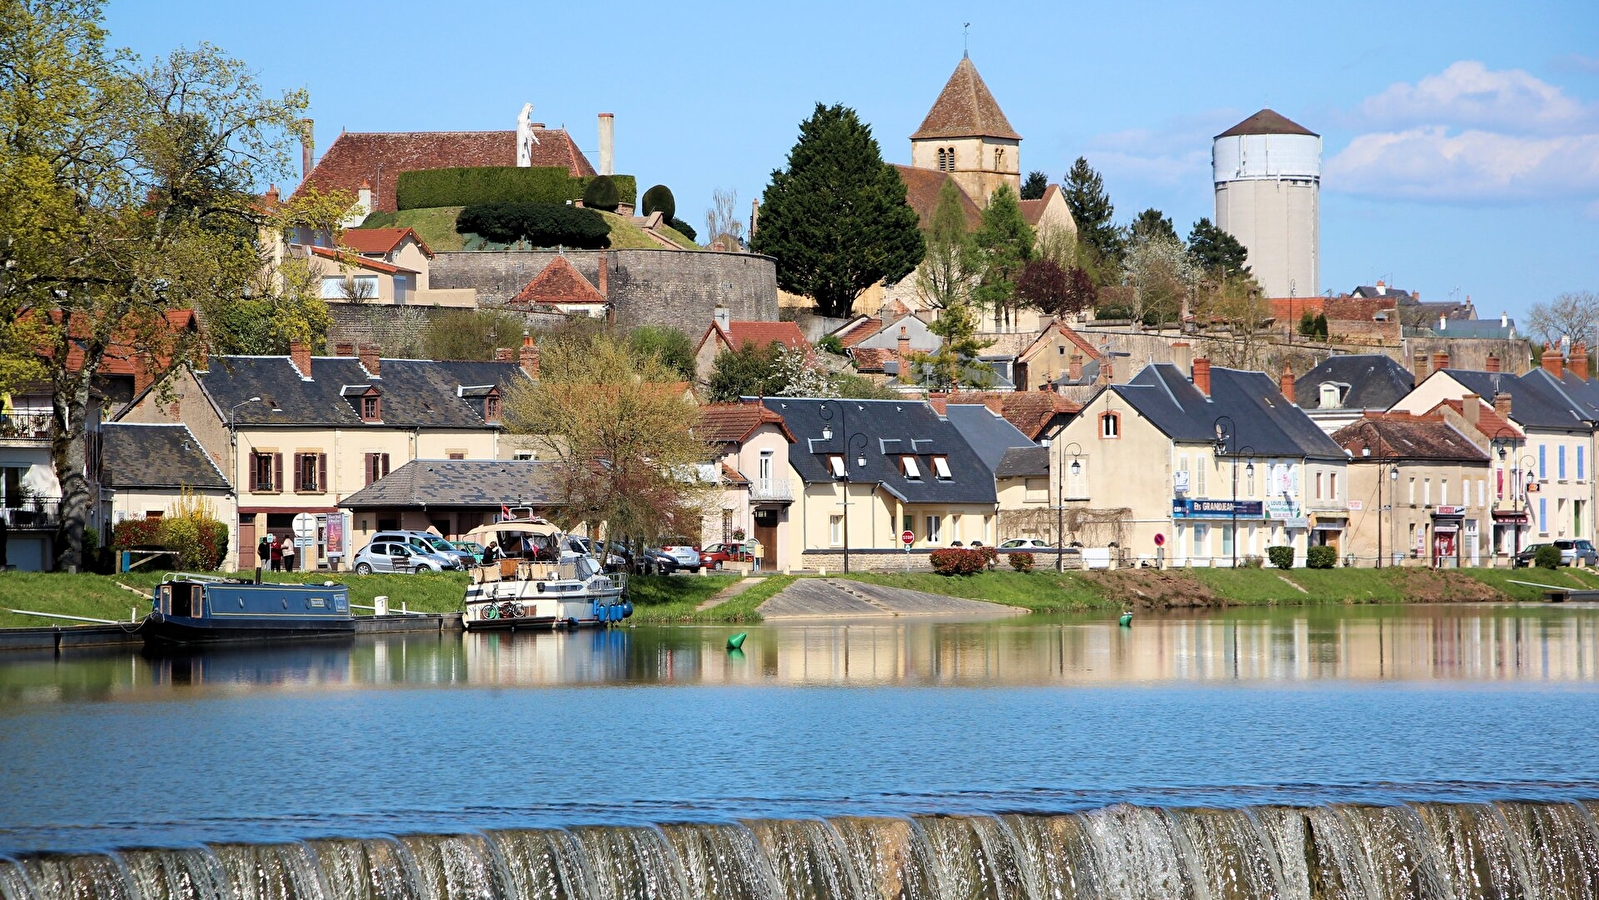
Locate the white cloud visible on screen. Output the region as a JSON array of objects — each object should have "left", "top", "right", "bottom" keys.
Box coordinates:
[
  {"left": 1330, "top": 62, "right": 1599, "bottom": 202},
  {"left": 1359, "top": 61, "right": 1595, "bottom": 133}
]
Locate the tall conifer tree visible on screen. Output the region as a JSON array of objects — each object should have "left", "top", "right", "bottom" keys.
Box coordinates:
[{"left": 1063, "top": 157, "right": 1122, "bottom": 269}]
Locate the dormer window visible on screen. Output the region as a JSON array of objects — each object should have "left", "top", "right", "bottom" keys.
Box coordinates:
[
  {"left": 932, "top": 456, "right": 952, "bottom": 480},
  {"left": 362, "top": 394, "right": 381, "bottom": 422},
  {"left": 829, "top": 455, "right": 846, "bottom": 477},
  {"left": 902, "top": 456, "right": 922, "bottom": 479},
  {"left": 1319, "top": 383, "right": 1341, "bottom": 409},
  {"left": 485, "top": 394, "right": 501, "bottom": 423}
]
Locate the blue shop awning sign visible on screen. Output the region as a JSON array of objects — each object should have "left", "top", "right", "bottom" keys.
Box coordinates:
[{"left": 1172, "top": 499, "right": 1265, "bottom": 519}]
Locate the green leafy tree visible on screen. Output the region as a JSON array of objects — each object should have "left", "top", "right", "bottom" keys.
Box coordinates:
[
  {"left": 627, "top": 325, "right": 696, "bottom": 381},
  {"left": 751, "top": 103, "right": 924, "bottom": 317},
  {"left": 1062, "top": 157, "right": 1121, "bottom": 273},
  {"left": 706, "top": 341, "right": 787, "bottom": 402},
  {"left": 915, "top": 178, "right": 975, "bottom": 310},
  {"left": 911, "top": 302, "right": 992, "bottom": 389},
  {"left": 417, "top": 309, "right": 529, "bottom": 361},
  {"left": 1187, "top": 217, "right": 1250, "bottom": 278},
  {"left": 969, "top": 184, "right": 1033, "bottom": 328},
  {"left": 1131, "top": 208, "right": 1177, "bottom": 244},
  {"left": 1020, "top": 170, "right": 1048, "bottom": 201}
]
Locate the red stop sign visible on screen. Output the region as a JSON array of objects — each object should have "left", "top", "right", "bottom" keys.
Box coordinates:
[{"left": 901, "top": 530, "right": 915, "bottom": 545}]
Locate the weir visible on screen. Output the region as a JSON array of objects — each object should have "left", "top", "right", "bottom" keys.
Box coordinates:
[{"left": 3, "top": 800, "right": 1598, "bottom": 900}]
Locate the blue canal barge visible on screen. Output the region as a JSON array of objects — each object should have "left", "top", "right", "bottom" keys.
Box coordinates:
[{"left": 142, "top": 573, "right": 354, "bottom": 647}]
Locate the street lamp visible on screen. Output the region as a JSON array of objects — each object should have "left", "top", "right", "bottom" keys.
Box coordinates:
[
  {"left": 818, "top": 402, "right": 868, "bottom": 574},
  {"left": 1519, "top": 454, "right": 1537, "bottom": 552},
  {"left": 1491, "top": 427, "right": 1524, "bottom": 561},
  {"left": 1213, "top": 417, "right": 1255, "bottom": 568},
  {"left": 1057, "top": 440, "right": 1082, "bottom": 571}
]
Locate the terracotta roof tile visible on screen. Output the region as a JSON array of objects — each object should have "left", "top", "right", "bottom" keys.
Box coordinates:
[
  {"left": 694, "top": 402, "right": 796, "bottom": 444},
  {"left": 308, "top": 245, "right": 418, "bottom": 275},
  {"left": 720, "top": 463, "right": 750, "bottom": 485},
  {"left": 850, "top": 347, "right": 897, "bottom": 373},
  {"left": 1016, "top": 184, "right": 1060, "bottom": 228},
  {"left": 944, "top": 390, "right": 1079, "bottom": 440},
  {"left": 342, "top": 227, "right": 433, "bottom": 258},
  {"left": 893, "top": 165, "right": 981, "bottom": 230},
  {"left": 835, "top": 317, "right": 882, "bottom": 349},
  {"left": 296, "top": 130, "right": 595, "bottom": 213},
  {"left": 510, "top": 256, "right": 605, "bottom": 306},
  {"left": 1429, "top": 398, "right": 1521, "bottom": 441},
  {"left": 910, "top": 57, "right": 1021, "bottom": 141},
  {"left": 724, "top": 321, "right": 808, "bottom": 352},
  {"left": 1330, "top": 413, "right": 1489, "bottom": 463}
]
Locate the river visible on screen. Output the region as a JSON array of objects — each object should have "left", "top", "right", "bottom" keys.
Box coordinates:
[{"left": 3, "top": 603, "right": 1598, "bottom": 899}]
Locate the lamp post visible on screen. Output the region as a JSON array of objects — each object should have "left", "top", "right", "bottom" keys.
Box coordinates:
[
  {"left": 1212, "top": 417, "right": 1255, "bottom": 568},
  {"left": 1519, "top": 454, "right": 1537, "bottom": 556},
  {"left": 1058, "top": 441, "right": 1082, "bottom": 571},
  {"left": 1491, "top": 428, "right": 1523, "bottom": 561},
  {"left": 229, "top": 397, "right": 263, "bottom": 488},
  {"left": 818, "top": 402, "right": 868, "bottom": 574}
]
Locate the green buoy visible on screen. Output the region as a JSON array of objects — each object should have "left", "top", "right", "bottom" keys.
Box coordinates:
[
  {"left": 1118, "top": 612, "right": 1133, "bottom": 628},
  {"left": 727, "top": 632, "right": 747, "bottom": 650}
]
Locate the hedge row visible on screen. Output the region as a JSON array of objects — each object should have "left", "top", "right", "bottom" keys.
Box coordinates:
[
  {"left": 456, "top": 202, "right": 610, "bottom": 249},
  {"left": 397, "top": 167, "right": 637, "bottom": 210}
]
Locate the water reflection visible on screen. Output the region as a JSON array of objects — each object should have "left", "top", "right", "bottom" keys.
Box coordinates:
[{"left": 2, "top": 605, "right": 1596, "bottom": 701}]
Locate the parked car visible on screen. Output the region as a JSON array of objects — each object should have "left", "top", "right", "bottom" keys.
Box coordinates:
[
  {"left": 639, "top": 547, "right": 680, "bottom": 575},
  {"left": 567, "top": 536, "right": 626, "bottom": 570},
  {"left": 997, "top": 538, "right": 1053, "bottom": 551},
  {"left": 370, "top": 530, "right": 476, "bottom": 569},
  {"left": 451, "top": 540, "right": 486, "bottom": 565},
  {"left": 660, "top": 542, "right": 702, "bottom": 573},
  {"left": 1513, "top": 543, "right": 1552, "bottom": 568},
  {"left": 700, "top": 541, "right": 753, "bottom": 569},
  {"left": 352, "top": 540, "right": 462, "bottom": 574},
  {"left": 1556, "top": 539, "right": 1598, "bottom": 567}
]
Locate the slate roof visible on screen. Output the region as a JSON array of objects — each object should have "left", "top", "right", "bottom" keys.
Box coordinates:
[
  {"left": 1216, "top": 109, "right": 1318, "bottom": 138},
  {"left": 342, "top": 227, "right": 433, "bottom": 258},
  {"left": 1112, "top": 364, "right": 1346, "bottom": 459},
  {"left": 510, "top": 256, "right": 605, "bottom": 306},
  {"left": 1330, "top": 415, "right": 1490, "bottom": 464},
  {"left": 1430, "top": 318, "right": 1517, "bottom": 339},
  {"left": 1350, "top": 284, "right": 1416, "bottom": 302},
  {"left": 761, "top": 397, "right": 997, "bottom": 504},
  {"left": 1432, "top": 369, "right": 1598, "bottom": 430},
  {"left": 199, "top": 356, "right": 529, "bottom": 428},
  {"left": 995, "top": 446, "right": 1049, "bottom": 478},
  {"left": 693, "top": 402, "right": 796, "bottom": 444},
  {"left": 1294, "top": 354, "right": 1414, "bottom": 411},
  {"left": 101, "top": 423, "right": 230, "bottom": 490},
  {"left": 339, "top": 459, "right": 560, "bottom": 509},
  {"left": 893, "top": 165, "right": 982, "bottom": 230},
  {"left": 296, "top": 130, "right": 595, "bottom": 213},
  {"left": 911, "top": 57, "right": 1021, "bottom": 141},
  {"left": 943, "top": 404, "right": 1037, "bottom": 471}
]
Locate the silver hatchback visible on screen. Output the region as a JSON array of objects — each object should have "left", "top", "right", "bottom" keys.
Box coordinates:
[{"left": 351, "top": 540, "right": 462, "bottom": 574}]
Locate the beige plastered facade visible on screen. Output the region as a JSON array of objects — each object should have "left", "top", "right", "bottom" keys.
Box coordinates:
[
  {"left": 785, "top": 476, "right": 995, "bottom": 572},
  {"left": 1341, "top": 459, "right": 1492, "bottom": 567}
]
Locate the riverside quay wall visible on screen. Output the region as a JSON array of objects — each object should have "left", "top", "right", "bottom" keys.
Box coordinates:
[{"left": 429, "top": 248, "right": 780, "bottom": 328}]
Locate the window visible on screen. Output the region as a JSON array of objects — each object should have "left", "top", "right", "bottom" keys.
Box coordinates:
[
  {"left": 250, "top": 452, "right": 281, "bottom": 493},
  {"left": 144, "top": 510, "right": 163, "bottom": 520},
  {"left": 1541, "top": 497, "right": 1549, "bottom": 534},
  {"left": 513, "top": 451, "right": 534, "bottom": 461},
  {"left": 296, "top": 452, "right": 326, "bottom": 493},
  {"left": 1329, "top": 473, "right": 1338, "bottom": 501},
  {"left": 1580, "top": 446, "right": 1587, "bottom": 481},
  {"left": 903, "top": 514, "right": 913, "bottom": 535},
  {"left": 1539, "top": 444, "right": 1547, "bottom": 480},
  {"left": 1197, "top": 458, "right": 1207, "bottom": 496},
  {"left": 1408, "top": 477, "right": 1416, "bottom": 505},
  {"left": 448, "top": 451, "right": 465, "bottom": 461},
  {"left": 902, "top": 456, "right": 921, "bottom": 479},
  {"left": 1099, "top": 411, "right": 1120, "bottom": 439},
  {"left": 1193, "top": 523, "right": 1208, "bottom": 557},
  {"left": 759, "top": 450, "right": 774, "bottom": 483},
  {"left": 1424, "top": 478, "right": 1432, "bottom": 506},
  {"left": 361, "top": 394, "right": 381, "bottom": 422},
  {"left": 1316, "top": 472, "right": 1323, "bottom": 499},
  {"left": 354, "top": 275, "right": 379, "bottom": 299},
  {"left": 320, "top": 276, "right": 345, "bottom": 299},
  {"left": 1221, "top": 525, "right": 1234, "bottom": 556},
  {"left": 1559, "top": 446, "right": 1567, "bottom": 479},
  {"left": 1441, "top": 478, "right": 1448, "bottom": 506},
  {"left": 932, "top": 456, "right": 952, "bottom": 480},
  {"left": 828, "top": 455, "right": 845, "bottom": 477},
  {"left": 993, "top": 147, "right": 1005, "bottom": 169},
  {"left": 363, "top": 452, "right": 391, "bottom": 486},
  {"left": 1478, "top": 479, "right": 1485, "bottom": 507},
  {"left": 926, "top": 515, "right": 942, "bottom": 544},
  {"left": 1319, "top": 383, "right": 1340, "bottom": 409},
  {"left": 829, "top": 515, "right": 843, "bottom": 546}
]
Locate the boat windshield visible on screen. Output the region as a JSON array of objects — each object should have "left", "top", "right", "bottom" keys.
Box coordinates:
[{"left": 575, "top": 556, "right": 600, "bottom": 579}]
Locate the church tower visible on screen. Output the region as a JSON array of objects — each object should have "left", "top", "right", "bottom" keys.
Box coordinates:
[{"left": 910, "top": 56, "right": 1020, "bottom": 206}]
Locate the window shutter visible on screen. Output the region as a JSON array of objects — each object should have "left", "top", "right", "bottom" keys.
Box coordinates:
[
  {"left": 248, "top": 454, "right": 258, "bottom": 492},
  {"left": 273, "top": 453, "right": 283, "bottom": 492},
  {"left": 381, "top": 453, "right": 390, "bottom": 477},
  {"left": 292, "top": 453, "right": 303, "bottom": 492},
  {"left": 364, "top": 453, "right": 375, "bottom": 486},
  {"left": 318, "top": 453, "right": 328, "bottom": 492}
]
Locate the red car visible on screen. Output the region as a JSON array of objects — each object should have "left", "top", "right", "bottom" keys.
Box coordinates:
[{"left": 699, "top": 541, "right": 753, "bottom": 569}]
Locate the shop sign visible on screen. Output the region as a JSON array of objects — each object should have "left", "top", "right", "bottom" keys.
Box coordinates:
[
  {"left": 1347, "top": 499, "right": 1364, "bottom": 512},
  {"left": 1172, "top": 498, "right": 1264, "bottom": 519},
  {"left": 1266, "top": 500, "right": 1298, "bottom": 520},
  {"left": 1284, "top": 517, "right": 1310, "bottom": 529},
  {"left": 1436, "top": 505, "right": 1461, "bottom": 515}
]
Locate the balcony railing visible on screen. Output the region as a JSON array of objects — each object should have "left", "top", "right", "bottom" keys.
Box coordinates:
[
  {"left": 750, "top": 477, "right": 793, "bottom": 502},
  {"left": 0, "top": 413, "right": 53, "bottom": 440},
  {"left": 2, "top": 498, "right": 62, "bottom": 529}
]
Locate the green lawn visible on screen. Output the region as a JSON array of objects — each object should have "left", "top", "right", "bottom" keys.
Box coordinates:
[
  {"left": 1185, "top": 567, "right": 1413, "bottom": 604},
  {"left": 354, "top": 207, "right": 466, "bottom": 251},
  {"left": 839, "top": 571, "right": 1115, "bottom": 612}
]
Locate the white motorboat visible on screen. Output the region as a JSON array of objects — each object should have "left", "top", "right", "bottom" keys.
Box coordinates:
[{"left": 460, "top": 517, "right": 630, "bottom": 631}]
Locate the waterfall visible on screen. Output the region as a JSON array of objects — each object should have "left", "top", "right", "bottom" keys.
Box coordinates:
[{"left": 4, "top": 800, "right": 1598, "bottom": 900}]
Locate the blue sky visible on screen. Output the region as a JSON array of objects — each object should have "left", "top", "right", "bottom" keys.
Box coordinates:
[{"left": 105, "top": 0, "right": 1597, "bottom": 319}]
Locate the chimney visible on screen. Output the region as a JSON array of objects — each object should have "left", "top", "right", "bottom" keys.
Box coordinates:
[
  {"left": 714, "top": 305, "right": 730, "bottom": 330},
  {"left": 1192, "top": 357, "right": 1211, "bottom": 396},
  {"left": 750, "top": 199, "right": 760, "bottom": 237},
  {"left": 897, "top": 326, "right": 911, "bottom": 383},
  {"left": 194, "top": 343, "right": 208, "bottom": 372},
  {"left": 359, "top": 344, "right": 380, "bottom": 378},
  {"left": 597, "top": 113, "right": 615, "bottom": 176},
  {"left": 1413, "top": 352, "right": 1429, "bottom": 382},
  {"left": 290, "top": 340, "right": 312, "bottom": 379},
  {"left": 1101, "top": 357, "right": 1113, "bottom": 384},
  {"left": 596, "top": 250, "right": 608, "bottom": 298},
  {"left": 357, "top": 179, "right": 373, "bottom": 213},
  {"left": 1439, "top": 314, "right": 1447, "bottom": 332},
  {"left": 263, "top": 184, "right": 280, "bottom": 209},
  {"left": 493, "top": 347, "right": 513, "bottom": 362},
  {"left": 1501, "top": 311, "right": 1509, "bottom": 328},
  {"left": 520, "top": 335, "right": 539, "bottom": 380},
  {"left": 335, "top": 341, "right": 354, "bottom": 357},
  {"left": 1170, "top": 341, "right": 1192, "bottom": 375},
  {"left": 1376, "top": 279, "right": 1386, "bottom": 295},
  {"left": 1067, "top": 352, "right": 1083, "bottom": 383},
  {"left": 1493, "top": 391, "right": 1512, "bottom": 421},
  {"left": 1432, "top": 351, "right": 1449, "bottom": 372},
  {"left": 1279, "top": 363, "right": 1295, "bottom": 403},
  {"left": 300, "top": 119, "right": 314, "bottom": 181},
  {"left": 1461, "top": 393, "right": 1481, "bottom": 432},
  {"left": 1541, "top": 345, "right": 1564, "bottom": 379},
  {"left": 1574, "top": 342, "right": 1590, "bottom": 380},
  {"left": 1485, "top": 353, "right": 1501, "bottom": 373}
]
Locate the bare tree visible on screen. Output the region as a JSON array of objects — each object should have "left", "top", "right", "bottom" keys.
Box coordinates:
[
  {"left": 703, "top": 187, "right": 745, "bottom": 251},
  {"left": 1525, "top": 291, "right": 1599, "bottom": 348}
]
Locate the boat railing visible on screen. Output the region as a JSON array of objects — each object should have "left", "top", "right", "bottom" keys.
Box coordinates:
[{"left": 161, "top": 572, "right": 239, "bottom": 584}]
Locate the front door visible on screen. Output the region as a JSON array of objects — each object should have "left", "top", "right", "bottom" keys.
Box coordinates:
[
  {"left": 753, "top": 509, "right": 779, "bottom": 570},
  {"left": 239, "top": 518, "right": 256, "bottom": 569}
]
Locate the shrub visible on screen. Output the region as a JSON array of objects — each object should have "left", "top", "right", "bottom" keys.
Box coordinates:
[
  {"left": 669, "top": 217, "right": 696, "bottom": 241},
  {"left": 817, "top": 334, "right": 844, "bottom": 355},
  {"left": 1009, "top": 551, "right": 1035, "bottom": 572},
  {"left": 1535, "top": 544, "right": 1562, "bottom": 569},
  {"left": 930, "top": 547, "right": 987, "bottom": 576},
  {"left": 642, "top": 184, "right": 675, "bottom": 221},
  {"left": 456, "top": 202, "right": 610, "bottom": 249},
  {"left": 1306, "top": 545, "right": 1337, "bottom": 569},
  {"left": 1242, "top": 554, "right": 1264, "bottom": 569},
  {"left": 1267, "top": 546, "right": 1294, "bottom": 569},
  {"left": 582, "top": 175, "right": 620, "bottom": 212},
  {"left": 109, "top": 491, "right": 229, "bottom": 570},
  {"left": 397, "top": 167, "right": 636, "bottom": 210},
  {"left": 980, "top": 545, "right": 998, "bottom": 569}
]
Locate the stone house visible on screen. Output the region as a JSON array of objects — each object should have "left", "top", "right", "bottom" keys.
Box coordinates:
[
  {"left": 691, "top": 402, "right": 797, "bottom": 570},
  {"left": 338, "top": 459, "right": 562, "bottom": 548},
  {"left": 115, "top": 341, "right": 538, "bottom": 569},
  {"left": 692, "top": 312, "right": 808, "bottom": 384},
  {"left": 101, "top": 423, "right": 234, "bottom": 529},
  {"left": 761, "top": 397, "right": 997, "bottom": 571},
  {"left": 942, "top": 404, "right": 1051, "bottom": 543},
  {"left": 1294, "top": 353, "right": 1416, "bottom": 434},
  {"left": 1013, "top": 321, "right": 1109, "bottom": 391}
]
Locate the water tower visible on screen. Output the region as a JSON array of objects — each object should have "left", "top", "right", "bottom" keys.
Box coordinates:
[{"left": 1212, "top": 110, "right": 1321, "bottom": 299}]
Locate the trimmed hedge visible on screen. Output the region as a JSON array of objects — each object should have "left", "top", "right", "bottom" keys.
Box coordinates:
[
  {"left": 457, "top": 202, "right": 610, "bottom": 249},
  {"left": 1306, "top": 545, "right": 1337, "bottom": 569},
  {"left": 582, "top": 175, "right": 620, "bottom": 212},
  {"left": 1535, "top": 544, "right": 1562, "bottom": 569},
  {"left": 1009, "top": 551, "right": 1035, "bottom": 572},
  {"left": 642, "top": 184, "right": 675, "bottom": 221},
  {"left": 669, "top": 217, "right": 697, "bottom": 240},
  {"left": 1267, "top": 546, "right": 1294, "bottom": 569},
  {"left": 397, "top": 167, "right": 637, "bottom": 210},
  {"left": 930, "top": 547, "right": 988, "bottom": 575}
]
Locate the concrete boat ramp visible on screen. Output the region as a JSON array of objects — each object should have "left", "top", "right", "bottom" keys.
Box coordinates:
[{"left": 756, "top": 579, "right": 1024, "bottom": 619}]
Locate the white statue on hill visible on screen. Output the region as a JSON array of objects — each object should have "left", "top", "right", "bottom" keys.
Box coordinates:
[{"left": 516, "top": 103, "right": 540, "bottom": 167}]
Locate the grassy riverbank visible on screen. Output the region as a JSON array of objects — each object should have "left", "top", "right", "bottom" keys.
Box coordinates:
[{"left": 628, "top": 574, "right": 795, "bottom": 623}]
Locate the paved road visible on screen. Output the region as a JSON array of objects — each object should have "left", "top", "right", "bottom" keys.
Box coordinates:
[{"left": 757, "top": 579, "right": 1024, "bottom": 619}]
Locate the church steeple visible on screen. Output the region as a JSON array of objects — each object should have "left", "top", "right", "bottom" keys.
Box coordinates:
[
  {"left": 909, "top": 57, "right": 1021, "bottom": 207},
  {"left": 911, "top": 57, "right": 1020, "bottom": 142}
]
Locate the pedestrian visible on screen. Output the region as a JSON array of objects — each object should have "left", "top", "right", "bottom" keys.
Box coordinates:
[
  {"left": 281, "top": 537, "right": 296, "bottom": 572},
  {"left": 269, "top": 534, "right": 283, "bottom": 572},
  {"left": 257, "top": 535, "right": 270, "bottom": 571},
  {"left": 482, "top": 541, "right": 500, "bottom": 564}
]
